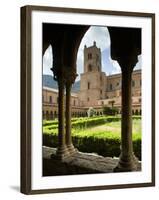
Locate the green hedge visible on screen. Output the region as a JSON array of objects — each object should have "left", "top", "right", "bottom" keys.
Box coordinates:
[
  {"left": 43, "top": 116, "right": 141, "bottom": 131},
  {"left": 43, "top": 133, "right": 141, "bottom": 160},
  {"left": 43, "top": 116, "right": 141, "bottom": 160},
  {"left": 43, "top": 120, "right": 58, "bottom": 127},
  {"left": 43, "top": 116, "right": 116, "bottom": 131}
]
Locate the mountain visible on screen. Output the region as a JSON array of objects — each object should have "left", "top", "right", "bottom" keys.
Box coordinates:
[
  {"left": 43, "top": 74, "right": 58, "bottom": 89},
  {"left": 43, "top": 74, "right": 80, "bottom": 92},
  {"left": 72, "top": 80, "right": 80, "bottom": 92}
]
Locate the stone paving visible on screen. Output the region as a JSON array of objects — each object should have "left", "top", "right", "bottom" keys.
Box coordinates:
[{"left": 43, "top": 146, "right": 141, "bottom": 176}]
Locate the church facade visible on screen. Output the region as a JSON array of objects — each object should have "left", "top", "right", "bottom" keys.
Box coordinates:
[{"left": 43, "top": 42, "right": 141, "bottom": 119}]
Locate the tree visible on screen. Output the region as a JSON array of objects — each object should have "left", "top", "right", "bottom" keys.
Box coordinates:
[{"left": 103, "top": 106, "right": 119, "bottom": 116}]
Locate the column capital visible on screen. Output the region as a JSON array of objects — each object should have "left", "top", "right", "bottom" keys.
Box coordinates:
[
  {"left": 117, "top": 55, "right": 139, "bottom": 73},
  {"left": 65, "top": 67, "right": 78, "bottom": 85},
  {"left": 51, "top": 66, "right": 77, "bottom": 85}
]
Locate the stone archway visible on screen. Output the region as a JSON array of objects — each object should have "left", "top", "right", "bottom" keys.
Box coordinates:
[
  {"left": 46, "top": 111, "right": 49, "bottom": 120},
  {"left": 43, "top": 24, "right": 141, "bottom": 172},
  {"left": 50, "top": 111, "right": 53, "bottom": 120}
]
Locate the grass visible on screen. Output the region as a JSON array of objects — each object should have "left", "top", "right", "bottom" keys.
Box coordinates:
[
  {"left": 72, "top": 119, "right": 141, "bottom": 140},
  {"left": 43, "top": 117, "right": 141, "bottom": 140}
]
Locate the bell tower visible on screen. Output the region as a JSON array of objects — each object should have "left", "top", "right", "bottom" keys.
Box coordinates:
[
  {"left": 79, "top": 41, "right": 106, "bottom": 107},
  {"left": 84, "top": 41, "right": 102, "bottom": 73}
]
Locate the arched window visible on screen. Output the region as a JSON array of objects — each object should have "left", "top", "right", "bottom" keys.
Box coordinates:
[
  {"left": 135, "top": 110, "right": 139, "bottom": 115},
  {"left": 88, "top": 53, "right": 92, "bottom": 59},
  {"left": 49, "top": 96, "right": 52, "bottom": 103},
  {"left": 140, "top": 109, "right": 142, "bottom": 115},
  {"left": 88, "top": 82, "right": 90, "bottom": 89},
  {"left": 50, "top": 111, "right": 53, "bottom": 119},
  {"left": 88, "top": 64, "right": 92, "bottom": 71}
]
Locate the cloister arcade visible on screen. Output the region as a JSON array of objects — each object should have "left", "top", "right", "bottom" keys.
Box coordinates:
[{"left": 43, "top": 23, "right": 141, "bottom": 172}]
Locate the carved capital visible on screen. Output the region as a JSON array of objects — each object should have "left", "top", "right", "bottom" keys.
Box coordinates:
[
  {"left": 51, "top": 65, "right": 77, "bottom": 86},
  {"left": 65, "top": 68, "right": 78, "bottom": 85}
]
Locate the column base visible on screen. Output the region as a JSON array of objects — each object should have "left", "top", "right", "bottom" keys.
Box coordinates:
[
  {"left": 114, "top": 153, "right": 138, "bottom": 172},
  {"left": 67, "top": 144, "right": 78, "bottom": 156},
  {"left": 51, "top": 145, "right": 70, "bottom": 161}
]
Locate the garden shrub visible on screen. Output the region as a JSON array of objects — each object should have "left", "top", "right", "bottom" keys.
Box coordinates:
[
  {"left": 43, "top": 132, "right": 141, "bottom": 160},
  {"left": 43, "top": 116, "right": 141, "bottom": 160},
  {"left": 103, "top": 106, "right": 119, "bottom": 115},
  {"left": 43, "top": 120, "right": 58, "bottom": 127}
]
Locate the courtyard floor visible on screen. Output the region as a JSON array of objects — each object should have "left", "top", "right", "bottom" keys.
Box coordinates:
[{"left": 43, "top": 146, "right": 141, "bottom": 176}]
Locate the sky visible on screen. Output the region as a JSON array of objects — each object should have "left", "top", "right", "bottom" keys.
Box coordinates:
[{"left": 43, "top": 26, "right": 141, "bottom": 81}]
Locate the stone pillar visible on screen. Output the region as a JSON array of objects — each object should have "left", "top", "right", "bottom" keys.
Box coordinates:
[
  {"left": 114, "top": 66, "right": 138, "bottom": 172},
  {"left": 65, "top": 69, "right": 78, "bottom": 155},
  {"left": 54, "top": 77, "right": 69, "bottom": 160},
  {"left": 65, "top": 82, "right": 77, "bottom": 155}
]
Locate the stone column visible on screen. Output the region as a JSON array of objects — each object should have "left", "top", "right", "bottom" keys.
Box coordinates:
[
  {"left": 114, "top": 66, "right": 138, "bottom": 172},
  {"left": 65, "top": 69, "right": 78, "bottom": 155},
  {"left": 65, "top": 82, "right": 77, "bottom": 155},
  {"left": 54, "top": 77, "right": 69, "bottom": 160}
]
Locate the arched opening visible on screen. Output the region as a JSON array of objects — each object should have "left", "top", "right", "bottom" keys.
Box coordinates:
[
  {"left": 87, "top": 82, "right": 90, "bottom": 89},
  {"left": 46, "top": 111, "right": 49, "bottom": 120},
  {"left": 50, "top": 111, "right": 53, "bottom": 120},
  {"left": 42, "top": 23, "right": 141, "bottom": 174},
  {"left": 74, "top": 26, "right": 141, "bottom": 173},
  {"left": 135, "top": 110, "right": 139, "bottom": 115},
  {"left": 88, "top": 64, "right": 92, "bottom": 72},
  {"left": 42, "top": 45, "right": 59, "bottom": 122}
]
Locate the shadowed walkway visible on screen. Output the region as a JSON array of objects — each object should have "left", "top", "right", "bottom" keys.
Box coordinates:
[{"left": 43, "top": 146, "right": 141, "bottom": 176}]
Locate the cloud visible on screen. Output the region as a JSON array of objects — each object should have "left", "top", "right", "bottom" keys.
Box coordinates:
[
  {"left": 78, "top": 26, "right": 110, "bottom": 51},
  {"left": 43, "top": 45, "right": 53, "bottom": 75},
  {"left": 101, "top": 48, "right": 121, "bottom": 75},
  {"left": 109, "top": 58, "right": 121, "bottom": 74},
  {"left": 134, "top": 55, "right": 142, "bottom": 70}
]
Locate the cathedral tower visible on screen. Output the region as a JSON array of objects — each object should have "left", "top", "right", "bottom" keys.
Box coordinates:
[
  {"left": 84, "top": 41, "right": 102, "bottom": 73},
  {"left": 79, "top": 41, "right": 106, "bottom": 107}
]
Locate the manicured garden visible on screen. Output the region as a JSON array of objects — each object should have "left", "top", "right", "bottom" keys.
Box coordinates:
[{"left": 43, "top": 116, "right": 141, "bottom": 160}]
